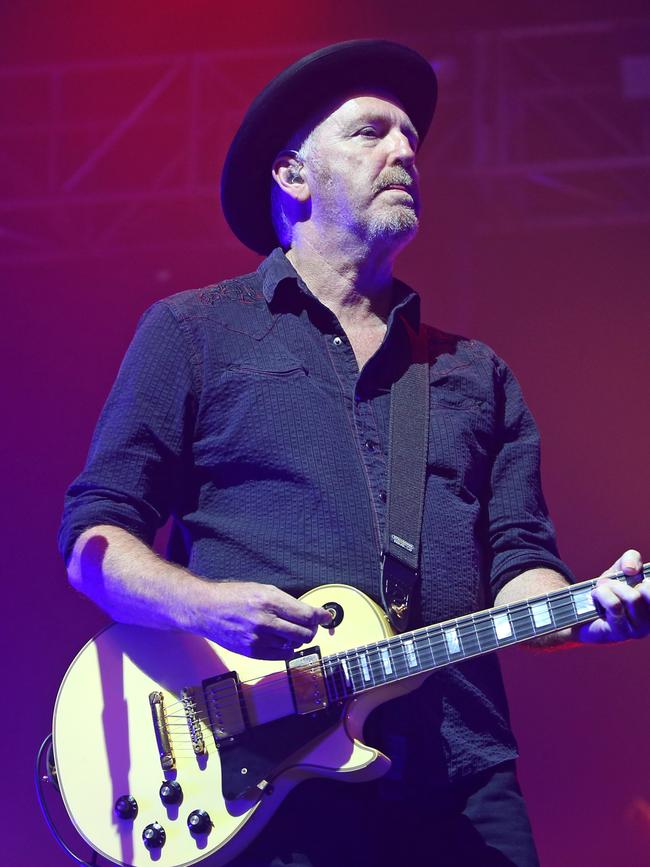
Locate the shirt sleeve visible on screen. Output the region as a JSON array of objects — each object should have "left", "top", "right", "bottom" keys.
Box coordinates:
[
  {"left": 486, "top": 356, "right": 575, "bottom": 599},
  {"left": 58, "top": 301, "right": 198, "bottom": 565}
]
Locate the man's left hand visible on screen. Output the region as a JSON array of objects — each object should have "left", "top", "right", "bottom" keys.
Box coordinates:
[{"left": 577, "top": 549, "right": 650, "bottom": 644}]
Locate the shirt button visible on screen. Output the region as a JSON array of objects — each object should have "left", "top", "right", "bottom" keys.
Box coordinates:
[
  {"left": 364, "top": 440, "right": 376, "bottom": 452},
  {"left": 332, "top": 336, "right": 343, "bottom": 346},
  {"left": 379, "top": 491, "right": 387, "bottom": 503}
]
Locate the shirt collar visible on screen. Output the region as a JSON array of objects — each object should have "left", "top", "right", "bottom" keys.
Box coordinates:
[
  {"left": 258, "top": 247, "right": 302, "bottom": 303},
  {"left": 258, "top": 247, "right": 421, "bottom": 330}
]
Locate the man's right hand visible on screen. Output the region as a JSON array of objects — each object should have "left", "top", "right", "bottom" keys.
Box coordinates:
[
  {"left": 194, "top": 581, "right": 333, "bottom": 660},
  {"left": 68, "top": 526, "right": 332, "bottom": 661}
]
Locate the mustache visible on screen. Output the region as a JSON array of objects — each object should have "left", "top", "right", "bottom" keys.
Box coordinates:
[{"left": 372, "top": 167, "right": 418, "bottom": 196}]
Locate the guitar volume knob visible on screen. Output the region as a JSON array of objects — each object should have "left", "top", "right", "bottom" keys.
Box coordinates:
[
  {"left": 187, "top": 809, "right": 212, "bottom": 836},
  {"left": 142, "top": 822, "right": 166, "bottom": 849},
  {"left": 114, "top": 795, "right": 138, "bottom": 820},
  {"left": 159, "top": 779, "right": 183, "bottom": 804}
]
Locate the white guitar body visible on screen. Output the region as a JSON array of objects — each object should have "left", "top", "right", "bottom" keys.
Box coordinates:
[
  {"left": 53, "top": 565, "right": 647, "bottom": 867},
  {"left": 53, "top": 585, "right": 421, "bottom": 867}
]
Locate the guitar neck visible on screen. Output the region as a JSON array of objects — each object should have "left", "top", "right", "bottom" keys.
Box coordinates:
[{"left": 321, "top": 563, "right": 650, "bottom": 701}]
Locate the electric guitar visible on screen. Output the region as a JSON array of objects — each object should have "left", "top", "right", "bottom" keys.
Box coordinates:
[{"left": 52, "top": 564, "right": 649, "bottom": 867}]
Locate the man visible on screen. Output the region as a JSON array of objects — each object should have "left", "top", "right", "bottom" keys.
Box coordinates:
[{"left": 59, "top": 41, "right": 648, "bottom": 866}]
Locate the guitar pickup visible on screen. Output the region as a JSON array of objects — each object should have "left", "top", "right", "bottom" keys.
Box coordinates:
[
  {"left": 287, "top": 647, "right": 329, "bottom": 715},
  {"left": 203, "top": 672, "right": 248, "bottom": 743}
]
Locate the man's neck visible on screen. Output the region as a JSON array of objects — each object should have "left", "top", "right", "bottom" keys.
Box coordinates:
[{"left": 286, "top": 236, "right": 398, "bottom": 331}]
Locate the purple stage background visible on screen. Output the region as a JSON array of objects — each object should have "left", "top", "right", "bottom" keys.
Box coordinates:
[{"left": 3, "top": 4, "right": 649, "bottom": 866}]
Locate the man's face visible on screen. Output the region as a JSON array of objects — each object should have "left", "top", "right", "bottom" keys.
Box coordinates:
[{"left": 303, "top": 95, "right": 421, "bottom": 247}]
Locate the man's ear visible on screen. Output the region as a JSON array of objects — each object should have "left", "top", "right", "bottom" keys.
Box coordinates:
[{"left": 272, "top": 152, "right": 310, "bottom": 202}]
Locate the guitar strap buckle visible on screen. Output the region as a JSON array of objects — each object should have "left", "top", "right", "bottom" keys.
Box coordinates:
[{"left": 380, "top": 549, "right": 419, "bottom": 632}]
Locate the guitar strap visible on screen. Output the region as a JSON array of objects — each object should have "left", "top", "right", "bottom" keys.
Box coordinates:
[{"left": 380, "top": 320, "right": 430, "bottom": 632}]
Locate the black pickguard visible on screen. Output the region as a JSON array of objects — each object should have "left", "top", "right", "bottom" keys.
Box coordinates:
[{"left": 219, "top": 705, "right": 342, "bottom": 800}]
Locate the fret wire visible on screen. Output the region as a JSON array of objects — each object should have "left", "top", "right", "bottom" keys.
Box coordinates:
[
  {"left": 397, "top": 634, "right": 413, "bottom": 675},
  {"left": 548, "top": 592, "right": 557, "bottom": 629},
  {"left": 356, "top": 646, "right": 375, "bottom": 686},
  {"left": 349, "top": 649, "right": 361, "bottom": 689},
  {"left": 330, "top": 658, "right": 343, "bottom": 702},
  {"left": 369, "top": 642, "right": 384, "bottom": 684},
  {"left": 422, "top": 624, "right": 434, "bottom": 667},
  {"left": 341, "top": 651, "right": 355, "bottom": 694},
  {"left": 323, "top": 657, "right": 338, "bottom": 702},
  {"left": 321, "top": 600, "right": 597, "bottom": 688},
  {"left": 433, "top": 625, "right": 445, "bottom": 665},
  {"left": 471, "top": 615, "right": 483, "bottom": 652},
  {"left": 409, "top": 632, "right": 421, "bottom": 669},
  {"left": 328, "top": 655, "right": 348, "bottom": 700},
  {"left": 338, "top": 650, "right": 353, "bottom": 693},
  {"left": 324, "top": 658, "right": 334, "bottom": 701},
  {"left": 170, "top": 574, "right": 645, "bottom": 722},
  {"left": 331, "top": 656, "right": 344, "bottom": 701},
  {"left": 471, "top": 611, "right": 498, "bottom": 648},
  {"left": 224, "top": 582, "right": 608, "bottom": 724},
  {"left": 348, "top": 649, "right": 364, "bottom": 692},
  {"left": 390, "top": 636, "right": 404, "bottom": 678},
  {"left": 320, "top": 571, "right": 647, "bottom": 693},
  {"left": 325, "top": 601, "right": 564, "bottom": 668}
]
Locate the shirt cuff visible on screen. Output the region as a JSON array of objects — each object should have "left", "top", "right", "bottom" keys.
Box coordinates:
[{"left": 491, "top": 556, "right": 577, "bottom": 601}]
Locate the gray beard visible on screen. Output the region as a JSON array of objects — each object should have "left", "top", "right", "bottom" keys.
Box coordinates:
[
  {"left": 367, "top": 166, "right": 419, "bottom": 242},
  {"left": 366, "top": 206, "right": 419, "bottom": 244}
]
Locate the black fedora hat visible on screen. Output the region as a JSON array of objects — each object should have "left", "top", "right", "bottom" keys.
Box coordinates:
[{"left": 220, "top": 39, "right": 438, "bottom": 255}]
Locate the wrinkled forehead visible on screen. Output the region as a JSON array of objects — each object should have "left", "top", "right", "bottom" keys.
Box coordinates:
[
  {"left": 326, "top": 92, "right": 413, "bottom": 125},
  {"left": 295, "top": 90, "right": 416, "bottom": 146}
]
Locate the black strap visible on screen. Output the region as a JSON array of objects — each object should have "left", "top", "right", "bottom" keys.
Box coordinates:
[{"left": 381, "top": 322, "right": 430, "bottom": 631}]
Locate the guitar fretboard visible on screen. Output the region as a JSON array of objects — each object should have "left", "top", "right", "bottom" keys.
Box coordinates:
[{"left": 321, "top": 564, "right": 650, "bottom": 702}]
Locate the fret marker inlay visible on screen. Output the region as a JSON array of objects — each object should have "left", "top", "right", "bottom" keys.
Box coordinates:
[
  {"left": 444, "top": 627, "right": 461, "bottom": 655},
  {"left": 317, "top": 569, "right": 648, "bottom": 704},
  {"left": 573, "top": 589, "right": 596, "bottom": 615},
  {"left": 404, "top": 639, "right": 418, "bottom": 668},
  {"left": 530, "top": 600, "right": 552, "bottom": 628},
  {"left": 493, "top": 612, "right": 512, "bottom": 640}
]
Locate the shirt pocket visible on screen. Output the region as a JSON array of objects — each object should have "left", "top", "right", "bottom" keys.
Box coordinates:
[
  {"left": 430, "top": 389, "right": 485, "bottom": 412},
  {"left": 224, "top": 360, "right": 308, "bottom": 379},
  {"left": 194, "top": 356, "right": 314, "bottom": 472}
]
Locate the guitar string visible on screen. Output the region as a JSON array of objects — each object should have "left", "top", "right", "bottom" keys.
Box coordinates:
[
  {"left": 161, "top": 569, "right": 641, "bottom": 716},
  {"left": 161, "top": 610, "right": 597, "bottom": 734},
  {"left": 157, "top": 599, "right": 592, "bottom": 756},
  {"left": 160, "top": 583, "right": 596, "bottom": 721},
  {"left": 157, "top": 597, "right": 604, "bottom": 739},
  {"left": 157, "top": 570, "right": 644, "bottom": 731},
  {"left": 158, "top": 586, "right": 615, "bottom": 727},
  {"left": 163, "top": 617, "right": 642, "bottom": 751},
  {"left": 153, "top": 574, "right": 647, "bottom": 752}
]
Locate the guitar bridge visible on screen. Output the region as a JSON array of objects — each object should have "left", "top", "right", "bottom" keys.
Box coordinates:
[
  {"left": 149, "top": 691, "right": 175, "bottom": 770},
  {"left": 182, "top": 687, "right": 206, "bottom": 755}
]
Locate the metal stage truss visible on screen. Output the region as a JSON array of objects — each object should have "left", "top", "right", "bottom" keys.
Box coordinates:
[{"left": 1, "top": 18, "right": 649, "bottom": 265}]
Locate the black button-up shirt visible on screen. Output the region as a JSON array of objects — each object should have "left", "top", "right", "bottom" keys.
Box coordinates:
[{"left": 59, "top": 248, "right": 573, "bottom": 783}]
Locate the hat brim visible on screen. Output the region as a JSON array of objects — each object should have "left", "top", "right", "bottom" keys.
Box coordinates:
[{"left": 220, "top": 40, "right": 438, "bottom": 255}]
